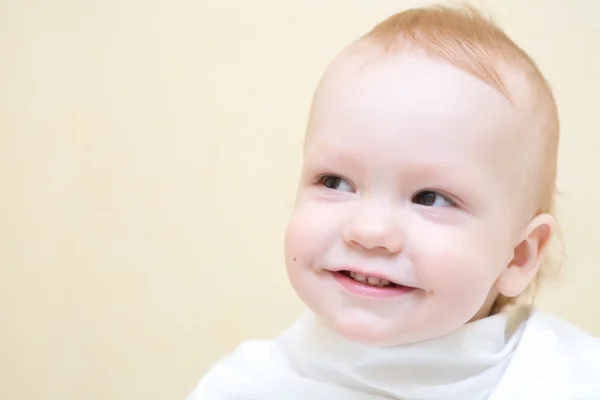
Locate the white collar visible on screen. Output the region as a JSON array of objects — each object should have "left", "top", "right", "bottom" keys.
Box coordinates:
[{"left": 278, "top": 310, "right": 526, "bottom": 400}]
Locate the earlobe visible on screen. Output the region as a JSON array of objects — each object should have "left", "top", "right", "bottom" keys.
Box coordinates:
[{"left": 495, "top": 213, "right": 555, "bottom": 298}]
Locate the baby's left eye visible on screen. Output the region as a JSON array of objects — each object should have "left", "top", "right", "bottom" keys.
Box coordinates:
[{"left": 412, "top": 190, "right": 455, "bottom": 207}]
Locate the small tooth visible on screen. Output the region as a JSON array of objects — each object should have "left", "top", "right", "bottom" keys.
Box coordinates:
[
  {"left": 354, "top": 274, "right": 366, "bottom": 282},
  {"left": 367, "top": 276, "right": 381, "bottom": 285},
  {"left": 380, "top": 279, "right": 390, "bottom": 286},
  {"left": 349, "top": 271, "right": 356, "bottom": 278}
]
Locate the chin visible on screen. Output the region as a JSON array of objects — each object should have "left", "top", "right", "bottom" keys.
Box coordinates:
[
  {"left": 320, "top": 310, "right": 415, "bottom": 347},
  {"left": 320, "top": 305, "right": 475, "bottom": 347}
]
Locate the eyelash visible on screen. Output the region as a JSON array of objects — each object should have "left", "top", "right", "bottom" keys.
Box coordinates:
[
  {"left": 315, "top": 174, "right": 354, "bottom": 189},
  {"left": 412, "top": 190, "right": 457, "bottom": 207},
  {"left": 314, "top": 174, "right": 459, "bottom": 207}
]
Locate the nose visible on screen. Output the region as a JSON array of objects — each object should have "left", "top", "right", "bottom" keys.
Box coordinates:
[{"left": 342, "top": 199, "right": 403, "bottom": 255}]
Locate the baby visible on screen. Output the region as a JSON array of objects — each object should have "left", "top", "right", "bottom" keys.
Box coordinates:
[{"left": 189, "top": 5, "right": 600, "bottom": 399}]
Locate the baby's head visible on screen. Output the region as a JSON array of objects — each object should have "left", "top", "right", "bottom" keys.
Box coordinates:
[{"left": 285, "top": 5, "right": 559, "bottom": 346}]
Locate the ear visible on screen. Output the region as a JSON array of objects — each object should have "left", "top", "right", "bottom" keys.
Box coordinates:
[{"left": 495, "top": 213, "right": 555, "bottom": 298}]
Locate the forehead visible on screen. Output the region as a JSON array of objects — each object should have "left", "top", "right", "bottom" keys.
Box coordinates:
[{"left": 306, "top": 46, "right": 524, "bottom": 170}]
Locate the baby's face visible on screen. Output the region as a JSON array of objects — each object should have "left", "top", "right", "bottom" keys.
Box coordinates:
[{"left": 285, "top": 45, "right": 533, "bottom": 346}]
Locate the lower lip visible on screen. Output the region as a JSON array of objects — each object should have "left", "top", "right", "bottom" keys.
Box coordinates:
[{"left": 332, "top": 272, "right": 415, "bottom": 298}]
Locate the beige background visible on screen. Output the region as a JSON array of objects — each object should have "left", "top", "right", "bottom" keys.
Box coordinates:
[{"left": 1, "top": 0, "right": 598, "bottom": 399}]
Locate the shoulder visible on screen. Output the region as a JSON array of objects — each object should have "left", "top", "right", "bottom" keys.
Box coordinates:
[
  {"left": 528, "top": 309, "right": 600, "bottom": 362},
  {"left": 493, "top": 309, "right": 600, "bottom": 399},
  {"left": 186, "top": 339, "right": 277, "bottom": 400}
]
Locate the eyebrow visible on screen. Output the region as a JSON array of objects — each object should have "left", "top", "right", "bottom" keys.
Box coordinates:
[
  {"left": 303, "top": 142, "right": 366, "bottom": 167},
  {"left": 303, "top": 139, "right": 492, "bottom": 189}
]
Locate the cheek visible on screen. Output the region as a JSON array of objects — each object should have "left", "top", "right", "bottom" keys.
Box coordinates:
[
  {"left": 284, "top": 200, "right": 337, "bottom": 269},
  {"left": 284, "top": 199, "right": 344, "bottom": 310},
  {"left": 412, "top": 222, "right": 508, "bottom": 295},
  {"left": 284, "top": 215, "right": 308, "bottom": 271}
]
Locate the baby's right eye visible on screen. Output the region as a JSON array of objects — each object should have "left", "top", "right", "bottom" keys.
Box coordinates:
[{"left": 317, "top": 174, "right": 355, "bottom": 192}]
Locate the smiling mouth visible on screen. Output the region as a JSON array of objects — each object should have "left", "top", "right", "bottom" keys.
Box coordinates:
[
  {"left": 332, "top": 270, "right": 415, "bottom": 297},
  {"left": 338, "top": 270, "right": 400, "bottom": 288}
]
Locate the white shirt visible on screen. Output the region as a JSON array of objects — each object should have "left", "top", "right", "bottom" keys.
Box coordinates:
[{"left": 188, "top": 308, "right": 600, "bottom": 399}]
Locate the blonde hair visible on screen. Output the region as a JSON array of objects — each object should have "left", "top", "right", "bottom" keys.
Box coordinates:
[{"left": 362, "top": 5, "right": 561, "bottom": 312}]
